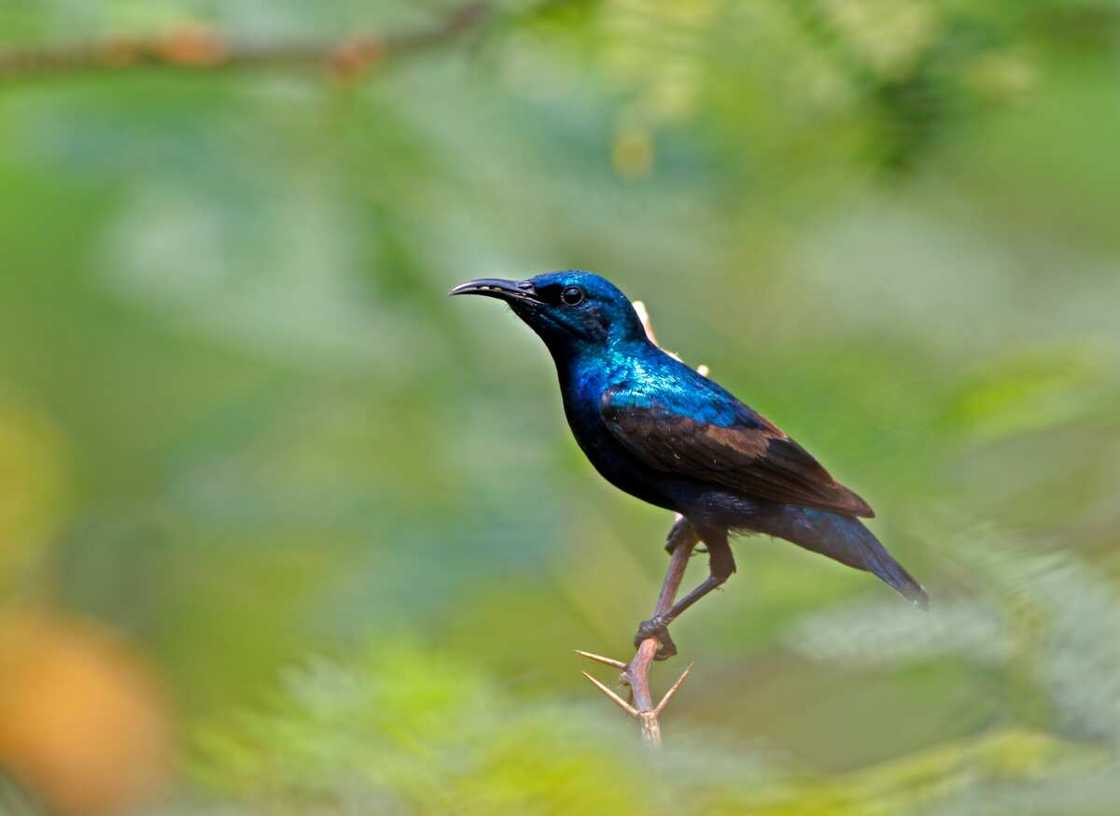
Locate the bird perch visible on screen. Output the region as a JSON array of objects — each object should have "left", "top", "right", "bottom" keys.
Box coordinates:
[{"left": 577, "top": 301, "right": 706, "bottom": 746}]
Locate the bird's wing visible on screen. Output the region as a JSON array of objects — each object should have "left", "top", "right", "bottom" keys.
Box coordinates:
[{"left": 600, "top": 383, "right": 875, "bottom": 518}]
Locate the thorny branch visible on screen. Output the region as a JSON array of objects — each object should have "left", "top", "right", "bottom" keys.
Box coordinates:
[
  {"left": 0, "top": 3, "right": 487, "bottom": 83},
  {"left": 577, "top": 301, "right": 707, "bottom": 746}
]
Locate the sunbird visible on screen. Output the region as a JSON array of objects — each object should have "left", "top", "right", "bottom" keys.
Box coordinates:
[{"left": 452, "top": 271, "right": 927, "bottom": 657}]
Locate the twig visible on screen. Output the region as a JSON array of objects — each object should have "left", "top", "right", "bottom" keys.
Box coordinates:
[
  {"left": 578, "top": 301, "right": 707, "bottom": 746},
  {"left": 0, "top": 3, "right": 488, "bottom": 83}
]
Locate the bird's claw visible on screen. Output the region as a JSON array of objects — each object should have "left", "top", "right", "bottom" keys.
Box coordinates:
[
  {"left": 663, "top": 516, "right": 692, "bottom": 554},
  {"left": 634, "top": 614, "right": 677, "bottom": 660}
]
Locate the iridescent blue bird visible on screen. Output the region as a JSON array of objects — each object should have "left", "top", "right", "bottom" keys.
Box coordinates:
[{"left": 451, "top": 271, "right": 927, "bottom": 657}]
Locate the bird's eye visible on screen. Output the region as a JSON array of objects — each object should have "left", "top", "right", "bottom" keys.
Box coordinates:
[{"left": 561, "top": 286, "right": 585, "bottom": 306}]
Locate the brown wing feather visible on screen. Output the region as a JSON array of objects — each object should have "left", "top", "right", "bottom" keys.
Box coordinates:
[{"left": 602, "top": 397, "right": 874, "bottom": 518}]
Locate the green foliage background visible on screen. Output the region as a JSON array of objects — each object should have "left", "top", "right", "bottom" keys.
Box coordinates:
[{"left": 1, "top": 1, "right": 1119, "bottom": 813}]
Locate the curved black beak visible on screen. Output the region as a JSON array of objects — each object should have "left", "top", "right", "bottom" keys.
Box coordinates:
[{"left": 448, "top": 277, "right": 541, "bottom": 304}]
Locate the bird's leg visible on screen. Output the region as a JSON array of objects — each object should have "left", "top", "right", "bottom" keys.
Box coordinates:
[
  {"left": 631, "top": 516, "right": 698, "bottom": 660},
  {"left": 636, "top": 528, "right": 735, "bottom": 660}
]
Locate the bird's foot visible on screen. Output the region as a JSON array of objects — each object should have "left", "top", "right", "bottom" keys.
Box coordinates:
[
  {"left": 634, "top": 614, "right": 677, "bottom": 661},
  {"left": 664, "top": 535, "right": 706, "bottom": 556},
  {"left": 663, "top": 517, "right": 693, "bottom": 554}
]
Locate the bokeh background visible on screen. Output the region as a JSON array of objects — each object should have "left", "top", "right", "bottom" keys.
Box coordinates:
[{"left": 1, "top": 1, "right": 1119, "bottom": 814}]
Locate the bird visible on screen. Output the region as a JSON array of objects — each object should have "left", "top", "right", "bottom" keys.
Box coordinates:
[{"left": 451, "top": 271, "right": 927, "bottom": 658}]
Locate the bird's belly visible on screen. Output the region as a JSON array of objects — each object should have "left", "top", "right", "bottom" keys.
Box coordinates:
[
  {"left": 565, "top": 409, "right": 677, "bottom": 511},
  {"left": 587, "top": 443, "right": 675, "bottom": 509}
]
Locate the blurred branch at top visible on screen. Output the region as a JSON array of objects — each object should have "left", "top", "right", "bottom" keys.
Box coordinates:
[{"left": 0, "top": 2, "right": 488, "bottom": 83}]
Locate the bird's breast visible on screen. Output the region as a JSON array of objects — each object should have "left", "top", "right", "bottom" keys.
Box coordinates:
[{"left": 557, "top": 363, "right": 677, "bottom": 511}]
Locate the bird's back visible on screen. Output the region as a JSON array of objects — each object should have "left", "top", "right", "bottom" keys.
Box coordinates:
[{"left": 559, "top": 342, "right": 874, "bottom": 519}]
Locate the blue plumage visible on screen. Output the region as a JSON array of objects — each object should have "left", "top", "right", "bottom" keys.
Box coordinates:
[{"left": 452, "top": 270, "right": 927, "bottom": 655}]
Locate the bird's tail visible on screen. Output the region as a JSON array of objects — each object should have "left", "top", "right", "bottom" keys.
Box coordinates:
[
  {"left": 846, "top": 521, "right": 929, "bottom": 608},
  {"left": 749, "top": 506, "right": 928, "bottom": 608}
]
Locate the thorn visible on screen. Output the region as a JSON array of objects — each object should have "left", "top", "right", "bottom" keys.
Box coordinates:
[
  {"left": 581, "top": 671, "right": 639, "bottom": 717},
  {"left": 633, "top": 301, "right": 655, "bottom": 343},
  {"left": 574, "top": 649, "right": 628, "bottom": 669},
  {"left": 634, "top": 300, "right": 682, "bottom": 361},
  {"left": 654, "top": 661, "right": 694, "bottom": 715}
]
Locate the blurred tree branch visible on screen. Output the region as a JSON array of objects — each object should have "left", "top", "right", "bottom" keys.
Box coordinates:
[{"left": 0, "top": 3, "right": 487, "bottom": 83}]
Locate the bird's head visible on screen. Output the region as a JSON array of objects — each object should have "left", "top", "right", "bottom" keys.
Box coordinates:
[{"left": 450, "top": 270, "right": 647, "bottom": 351}]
